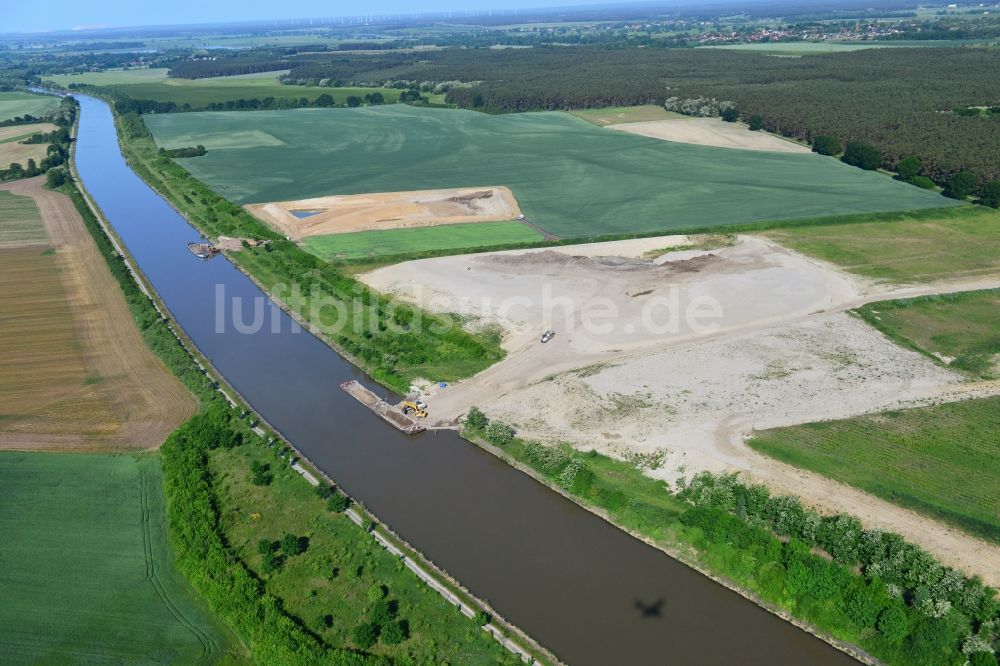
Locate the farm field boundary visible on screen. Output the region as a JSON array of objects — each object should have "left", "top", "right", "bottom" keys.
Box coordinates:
[
  {"left": 0, "top": 178, "right": 196, "bottom": 450},
  {"left": 0, "top": 91, "right": 59, "bottom": 121},
  {"left": 749, "top": 395, "right": 1000, "bottom": 544},
  {"left": 763, "top": 205, "right": 1000, "bottom": 284},
  {"left": 144, "top": 104, "right": 954, "bottom": 239},
  {"left": 856, "top": 288, "right": 1000, "bottom": 378},
  {"left": 0, "top": 451, "right": 238, "bottom": 663}
]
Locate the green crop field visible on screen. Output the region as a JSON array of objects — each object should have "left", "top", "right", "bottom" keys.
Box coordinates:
[
  {"left": 749, "top": 397, "right": 1000, "bottom": 543},
  {"left": 0, "top": 92, "right": 59, "bottom": 121},
  {"left": 763, "top": 206, "right": 1000, "bottom": 283},
  {"left": 59, "top": 70, "right": 401, "bottom": 108},
  {"left": 857, "top": 289, "right": 1000, "bottom": 378},
  {"left": 302, "top": 221, "right": 543, "bottom": 261},
  {"left": 145, "top": 105, "right": 953, "bottom": 240},
  {"left": 0, "top": 452, "right": 240, "bottom": 663},
  {"left": 44, "top": 68, "right": 172, "bottom": 86}
]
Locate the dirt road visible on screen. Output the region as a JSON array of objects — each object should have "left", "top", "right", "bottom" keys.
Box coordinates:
[{"left": 0, "top": 177, "right": 196, "bottom": 450}]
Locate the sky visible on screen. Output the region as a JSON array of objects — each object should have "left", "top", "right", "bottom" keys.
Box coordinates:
[{"left": 7, "top": 0, "right": 627, "bottom": 33}]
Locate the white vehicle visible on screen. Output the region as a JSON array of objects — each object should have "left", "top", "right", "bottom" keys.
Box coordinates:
[
  {"left": 517, "top": 214, "right": 526, "bottom": 220},
  {"left": 540, "top": 329, "right": 555, "bottom": 343}
]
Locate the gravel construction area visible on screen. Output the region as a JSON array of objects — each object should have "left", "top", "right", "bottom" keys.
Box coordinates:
[
  {"left": 609, "top": 117, "right": 810, "bottom": 153},
  {"left": 361, "top": 234, "right": 1000, "bottom": 583},
  {"left": 363, "top": 235, "right": 859, "bottom": 360},
  {"left": 245, "top": 186, "right": 521, "bottom": 241}
]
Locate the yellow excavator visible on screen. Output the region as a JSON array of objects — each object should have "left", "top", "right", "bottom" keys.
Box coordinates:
[{"left": 401, "top": 400, "right": 428, "bottom": 419}]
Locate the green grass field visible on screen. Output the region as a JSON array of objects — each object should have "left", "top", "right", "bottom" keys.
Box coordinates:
[
  {"left": 0, "top": 189, "right": 48, "bottom": 246},
  {"left": 145, "top": 105, "right": 952, "bottom": 239},
  {"left": 0, "top": 452, "right": 241, "bottom": 663},
  {"left": 749, "top": 397, "right": 1000, "bottom": 543},
  {"left": 209, "top": 443, "right": 513, "bottom": 663},
  {"left": 44, "top": 68, "right": 172, "bottom": 86},
  {"left": 856, "top": 289, "right": 1000, "bottom": 378},
  {"left": 302, "top": 220, "right": 543, "bottom": 261},
  {"left": 0, "top": 92, "right": 59, "bottom": 121},
  {"left": 53, "top": 69, "right": 401, "bottom": 108},
  {"left": 763, "top": 206, "right": 1000, "bottom": 283}
]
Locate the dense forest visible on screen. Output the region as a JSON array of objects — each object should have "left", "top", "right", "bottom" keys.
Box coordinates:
[
  {"left": 167, "top": 57, "right": 289, "bottom": 79},
  {"left": 283, "top": 46, "right": 1000, "bottom": 185}
]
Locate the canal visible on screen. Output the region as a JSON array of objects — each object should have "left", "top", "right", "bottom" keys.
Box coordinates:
[{"left": 73, "top": 94, "right": 858, "bottom": 666}]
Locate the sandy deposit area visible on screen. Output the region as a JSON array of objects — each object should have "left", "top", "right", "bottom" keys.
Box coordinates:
[
  {"left": 361, "top": 235, "right": 1000, "bottom": 582},
  {"left": 610, "top": 117, "right": 810, "bottom": 153},
  {"left": 245, "top": 186, "right": 522, "bottom": 241},
  {"left": 364, "top": 235, "right": 859, "bottom": 361}
]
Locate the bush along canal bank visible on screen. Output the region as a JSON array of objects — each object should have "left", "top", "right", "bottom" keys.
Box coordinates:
[
  {"left": 67, "top": 110, "right": 555, "bottom": 664},
  {"left": 72, "top": 91, "right": 863, "bottom": 666},
  {"left": 463, "top": 408, "right": 1000, "bottom": 666}
]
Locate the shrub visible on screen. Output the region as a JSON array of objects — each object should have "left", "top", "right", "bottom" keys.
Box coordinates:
[
  {"left": 315, "top": 484, "right": 334, "bottom": 500},
  {"left": 896, "top": 155, "right": 922, "bottom": 181},
  {"left": 280, "top": 533, "right": 305, "bottom": 557},
  {"left": 842, "top": 142, "right": 882, "bottom": 170},
  {"left": 464, "top": 406, "right": 489, "bottom": 431},
  {"left": 910, "top": 175, "right": 937, "bottom": 190},
  {"left": 484, "top": 420, "right": 515, "bottom": 446},
  {"left": 46, "top": 167, "right": 69, "bottom": 188},
  {"left": 251, "top": 460, "right": 273, "bottom": 486},
  {"left": 720, "top": 106, "right": 739, "bottom": 122},
  {"left": 369, "top": 598, "right": 397, "bottom": 624},
  {"left": 367, "top": 584, "right": 387, "bottom": 603},
  {"left": 327, "top": 493, "right": 350, "bottom": 513},
  {"left": 878, "top": 603, "right": 910, "bottom": 643},
  {"left": 812, "top": 135, "right": 842, "bottom": 156},
  {"left": 473, "top": 610, "right": 490, "bottom": 626},
  {"left": 352, "top": 622, "right": 380, "bottom": 649},
  {"left": 945, "top": 170, "right": 977, "bottom": 199},
  {"left": 261, "top": 550, "right": 283, "bottom": 575},
  {"left": 747, "top": 115, "right": 763, "bottom": 131},
  {"left": 381, "top": 620, "right": 408, "bottom": 645},
  {"left": 523, "top": 442, "right": 570, "bottom": 475},
  {"left": 257, "top": 538, "right": 274, "bottom": 556},
  {"left": 980, "top": 180, "right": 1000, "bottom": 208}
]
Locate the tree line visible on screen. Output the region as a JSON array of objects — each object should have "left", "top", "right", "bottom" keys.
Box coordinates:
[{"left": 0, "top": 96, "right": 77, "bottom": 183}]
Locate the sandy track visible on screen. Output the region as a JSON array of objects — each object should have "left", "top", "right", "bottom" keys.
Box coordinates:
[
  {"left": 245, "top": 186, "right": 522, "bottom": 241},
  {"left": 609, "top": 117, "right": 810, "bottom": 153},
  {"left": 0, "top": 177, "right": 196, "bottom": 450},
  {"left": 362, "top": 235, "right": 1000, "bottom": 583}
]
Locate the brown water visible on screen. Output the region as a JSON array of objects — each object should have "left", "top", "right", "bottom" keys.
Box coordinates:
[{"left": 73, "top": 94, "right": 859, "bottom": 666}]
